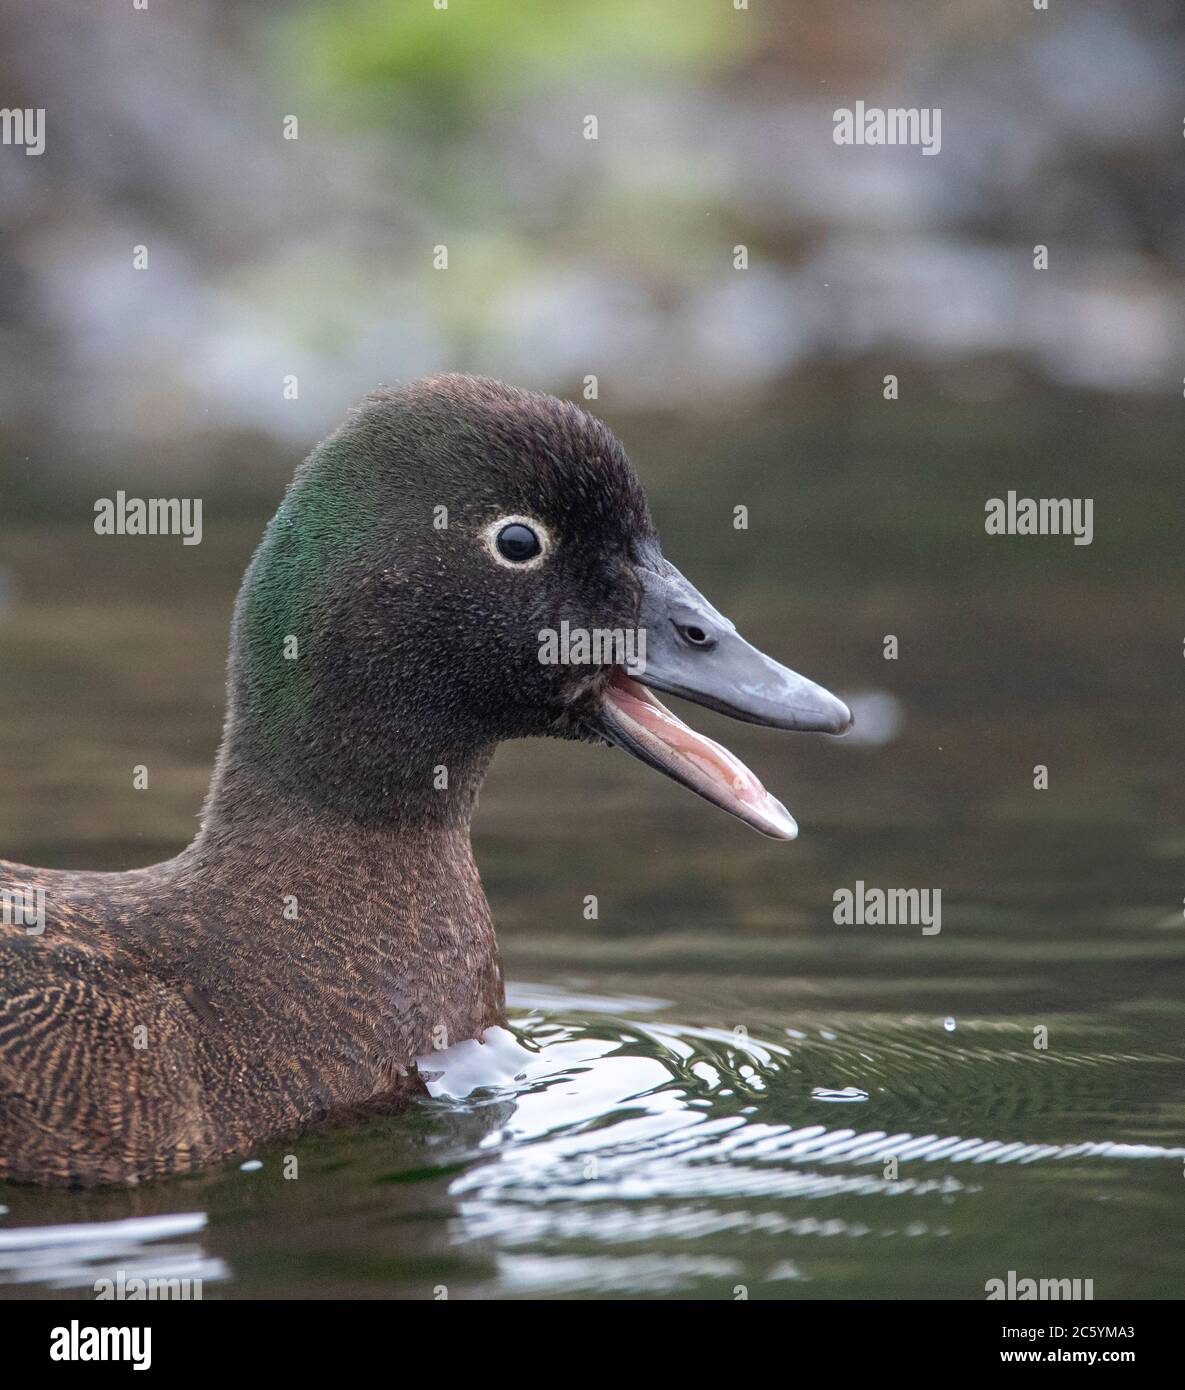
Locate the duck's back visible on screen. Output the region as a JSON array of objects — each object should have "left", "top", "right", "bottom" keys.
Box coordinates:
[
  {"left": 0, "top": 859, "right": 227, "bottom": 1185},
  {"left": 0, "top": 841, "right": 490, "bottom": 1187}
]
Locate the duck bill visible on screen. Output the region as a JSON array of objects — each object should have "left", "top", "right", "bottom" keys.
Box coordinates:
[{"left": 597, "top": 557, "right": 851, "bottom": 840}]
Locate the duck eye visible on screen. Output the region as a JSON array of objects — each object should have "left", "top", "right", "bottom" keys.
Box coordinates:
[{"left": 496, "top": 522, "right": 542, "bottom": 564}]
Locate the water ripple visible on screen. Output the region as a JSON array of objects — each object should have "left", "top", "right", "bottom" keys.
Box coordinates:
[{"left": 411, "top": 999, "right": 1185, "bottom": 1294}]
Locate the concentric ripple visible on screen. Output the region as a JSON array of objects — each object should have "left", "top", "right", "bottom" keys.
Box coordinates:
[
  {"left": 2, "top": 985, "right": 1182, "bottom": 1299},
  {"left": 405, "top": 989, "right": 1185, "bottom": 1296}
]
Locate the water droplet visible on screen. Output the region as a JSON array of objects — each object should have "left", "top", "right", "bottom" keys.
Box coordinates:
[
  {"left": 812, "top": 1085, "right": 869, "bottom": 1103},
  {"left": 943, "top": 1017, "right": 957, "bottom": 1032},
  {"left": 239, "top": 1159, "right": 263, "bottom": 1172}
]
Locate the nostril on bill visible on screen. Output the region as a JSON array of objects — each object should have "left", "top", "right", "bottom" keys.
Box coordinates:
[{"left": 677, "top": 622, "right": 714, "bottom": 648}]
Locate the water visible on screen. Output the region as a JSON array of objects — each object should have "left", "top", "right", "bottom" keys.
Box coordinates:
[
  {"left": 1, "top": 402, "right": 1183, "bottom": 1299},
  {"left": 1, "top": 993, "right": 1181, "bottom": 1299}
]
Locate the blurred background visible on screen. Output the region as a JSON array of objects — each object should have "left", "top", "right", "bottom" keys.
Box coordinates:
[
  {"left": 4, "top": 0, "right": 1185, "bottom": 482},
  {"left": 1, "top": 0, "right": 1183, "bottom": 1300}
]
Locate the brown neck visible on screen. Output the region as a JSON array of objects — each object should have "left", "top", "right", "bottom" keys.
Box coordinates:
[{"left": 156, "top": 753, "right": 506, "bottom": 1071}]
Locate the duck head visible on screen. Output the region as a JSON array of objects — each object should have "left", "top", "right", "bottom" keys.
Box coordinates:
[{"left": 219, "top": 375, "right": 850, "bottom": 837}]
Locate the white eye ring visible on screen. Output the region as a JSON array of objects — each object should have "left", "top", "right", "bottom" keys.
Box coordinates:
[{"left": 481, "top": 515, "right": 551, "bottom": 571}]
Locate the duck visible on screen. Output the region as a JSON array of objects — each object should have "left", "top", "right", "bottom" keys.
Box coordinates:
[{"left": 0, "top": 374, "right": 850, "bottom": 1188}]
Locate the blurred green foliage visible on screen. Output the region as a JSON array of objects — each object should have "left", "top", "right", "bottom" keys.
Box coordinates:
[{"left": 285, "top": 0, "right": 752, "bottom": 110}]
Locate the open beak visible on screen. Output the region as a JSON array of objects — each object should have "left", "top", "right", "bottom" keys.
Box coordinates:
[{"left": 597, "top": 555, "right": 851, "bottom": 840}]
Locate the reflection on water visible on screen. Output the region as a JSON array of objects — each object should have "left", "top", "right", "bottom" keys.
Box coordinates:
[
  {"left": 837, "top": 690, "right": 903, "bottom": 749},
  {"left": 0, "top": 1211, "right": 225, "bottom": 1294},
  {"left": 2, "top": 991, "right": 1182, "bottom": 1300}
]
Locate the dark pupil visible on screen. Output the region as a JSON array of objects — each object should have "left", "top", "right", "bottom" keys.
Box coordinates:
[{"left": 497, "top": 523, "right": 541, "bottom": 562}]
